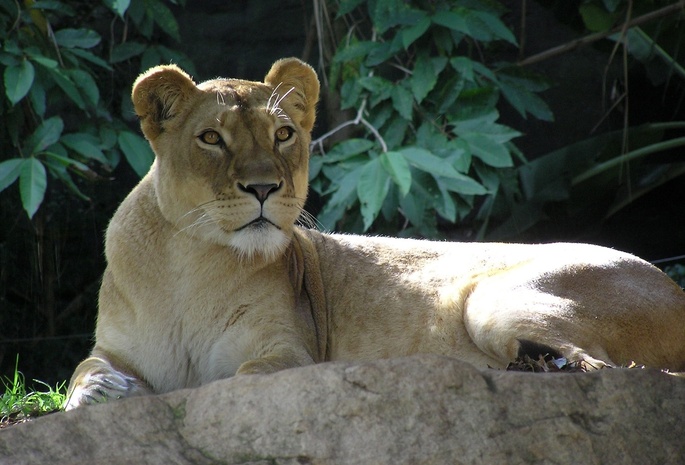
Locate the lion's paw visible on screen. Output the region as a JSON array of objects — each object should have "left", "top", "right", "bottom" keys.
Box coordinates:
[{"left": 65, "top": 371, "right": 142, "bottom": 411}]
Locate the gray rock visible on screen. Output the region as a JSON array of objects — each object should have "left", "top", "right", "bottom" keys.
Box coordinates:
[{"left": 1, "top": 355, "right": 684, "bottom": 465}]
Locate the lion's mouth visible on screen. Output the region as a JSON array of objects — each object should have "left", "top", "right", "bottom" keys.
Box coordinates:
[{"left": 236, "top": 216, "right": 281, "bottom": 232}]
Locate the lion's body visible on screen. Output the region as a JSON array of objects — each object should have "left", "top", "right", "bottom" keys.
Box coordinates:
[
  {"left": 306, "top": 231, "right": 685, "bottom": 369},
  {"left": 66, "top": 58, "right": 685, "bottom": 410}
]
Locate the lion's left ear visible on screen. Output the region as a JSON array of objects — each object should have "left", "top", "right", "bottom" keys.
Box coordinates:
[{"left": 264, "top": 58, "right": 320, "bottom": 133}]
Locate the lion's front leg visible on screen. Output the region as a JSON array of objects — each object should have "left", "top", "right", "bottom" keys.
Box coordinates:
[
  {"left": 235, "top": 345, "right": 316, "bottom": 375},
  {"left": 65, "top": 354, "right": 152, "bottom": 411}
]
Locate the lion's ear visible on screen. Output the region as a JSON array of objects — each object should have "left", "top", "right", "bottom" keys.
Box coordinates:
[
  {"left": 264, "top": 58, "right": 320, "bottom": 133},
  {"left": 132, "top": 65, "right": 197, "bottom": 140}
]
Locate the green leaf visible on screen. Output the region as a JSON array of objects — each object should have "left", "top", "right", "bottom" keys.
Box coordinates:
[
  {"left": 498, "top": 79, "right": 554, "bottom": 121},
  {"left": 2, "top": 40, "right": 22, "bottom": 56},
  {"left": 451, "top": 86, "right": 499, "bottom": 121},
  {"left": 28, "top": 79, "right": 46, "bottom": 117},
  {"left": 43, "top": 150, "right": 90, "bottom": 173},
  {"left": 24, "top": 116, "right": 64, "bottom": 155},
  {"left": 110, "top": 41, "right": 147, "bottom": 63},
  {"left": 436, "top": 173, "right": 488, "bottom": 196},
  {"left": 48, "top": 68, "right": 85, "bottom": 109},
  {"left": 499, "top": 74, "right": 554, "bottom": 121},
  {"left": 0, "top": 52, "right": 20, "bottom": 67},
  {"left": 383, "top": 115, "right": 409, "bottom": 150},
  {"left": 337, "top": 0, "right": 365, "bottom": 16},
  {"left": 410, "top": 53, "right": 438, "bottom": 103},
  {"left": 579, "top": 3, "right": 615, "bottom": 32},
  {"left": 402, "top": 15, "right": 431, "bottom": 49},
  {"left": 365, "top": 36, "right": 403, "bottom": 67},
  {"left": 432, "top": 10, "right": 469, "bottom": 35},
  {"left": 400, "top": 171, "right": 439, "bottom": 229},
  {"left": 19, "top": 158, "right": 47, "bottom": 219},
  {"left": 4, "top": 60, "right": 35, "bottom": 105},
  {"left": 435, "top": 74, "right": 465, "bottom": 113},
  {"left": 453, "top": 115, "right": 522, "bottom": 143},
  {"left": 324, "top": 139, "right": 375, "bottom": 163},
  {"left": 602, "top": 0, "right": 621, "bottom": 12},
  {"left": 103, "top": 0, "right": 131, "bottom": 17},
  {"left": 42, "top": 154, "right": 90, "bottom": 201},
  {"left": 99, "top": 126, "right": 119, "bottom": 150},
  {"left": 61, "top": 133, "right": 108, "bottom": 165},
  {"left": 469, "top": 10, "right": 517, "bottom": 45},
  {"left": 437, "top": 8, "right": 513, "bottom": 44},
  {"left": 0, "top": 159, "right": 24, "bottom": 193},
  {"left": 118, "top": 131, "right": 154, "bottom": 177},
  {"left": 391, "top": 84, "right": 414, "bottom": 120},
  {"left": 358, "top": 75, "right": 391, "bottom": 93},
  {"left": 26, "top": 52, "right": 58, "bottom": 69},
  {"left": 371, "top": 2, "right": 425, "bottom": 34},
  {"left": 460, "top": 133, "right": 513, "bottom": 168},
  {"left": 435, "top": 183, "right": 457, "bottom": 222},
  {"left": 470, "top": 60, "right": 497, "bottom": 82},
  {"left": 357, "top": 157, "right": 391, "bottom": 230},
  {"left": 309, "top": 155, "right": 323, "bottom": 181},
  {"left": 400, "top": 147, "right": 467, "bottom": 180},
  {"left": 324, "top": 164, "right": 364, "bottom": 207},
  {"left": 450, "top": 57, "right": 475, "bottom": 82},
  {"left": 334, "top": 41, "right": 377, "bottom": 63},
  {"left": 380, "top": 151, "right": 412, "bottom": 197},
  {"left": 54, "top": 28, "right": 101, "bottom": 49},
  {"left": 63, "top": 48, "right": 112, "bottom": 70},
  {"left": 68, "top": 69, "right": 99, "bottom": 107},
  {"left": 145, "top": 0, "right": 180, "bottom": 42}
]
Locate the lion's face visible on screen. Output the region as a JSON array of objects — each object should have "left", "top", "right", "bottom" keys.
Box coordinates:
[{"left": 131, "top": 59, "right": 320, "bottom": 260}]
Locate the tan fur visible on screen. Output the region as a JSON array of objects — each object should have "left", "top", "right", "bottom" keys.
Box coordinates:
[{"left": 66, "top": 58, "right": 685, "bottom": 410}]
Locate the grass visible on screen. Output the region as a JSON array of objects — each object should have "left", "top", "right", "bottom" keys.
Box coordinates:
[{"left": 0, "top": 356, "right": 67, "bottom": 428}]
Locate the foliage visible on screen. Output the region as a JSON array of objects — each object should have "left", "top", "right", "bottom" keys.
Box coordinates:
[
  {"left": 489, "top": 0, "right": 685, "bottom": 239},
  {"left": 664, "top": 263, "right": 685, "bottom": 289},
  {"left": 0, "top": 0, "right": 194, "bottom": 218},
  {"left": 489, "top": 122, "right": 685, "bottom": 239},
  {"left": 1, "top": 356, "right": 66, "bottom": 426},
  {"left": 311, "top": 0, "right": 552, "bottom": 237}
]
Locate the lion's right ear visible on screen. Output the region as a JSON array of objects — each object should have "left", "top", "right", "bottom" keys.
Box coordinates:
[{"left": 132, "top": 65, "right": 197, "bottom": 140}]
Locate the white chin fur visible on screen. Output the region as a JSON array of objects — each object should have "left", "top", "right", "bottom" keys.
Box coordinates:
[{"left": 228, "top": 227, "right": 290, "bottom": 261}]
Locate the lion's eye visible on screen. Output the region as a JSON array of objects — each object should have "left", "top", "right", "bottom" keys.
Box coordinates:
[
  {"left": 275, "top": 127, "right": 294, "bottom": 143},
  {"left": 199, "top": 130, "right": 221, "bottom": 145}
]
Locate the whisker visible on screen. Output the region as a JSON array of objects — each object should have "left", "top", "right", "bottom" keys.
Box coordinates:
[
  {"left": 274, "top": 86, "right": 295, "bottom": 109},
  {"left": 173, "top": 200, "right": 225, "bottom": 238},
  {"left": 216, "top": 91, "right": 226, "bottom": 106},
  {"left": 296, "top": 208, "right": 326, "bottom": 232},
  {"left": 267, "top": 82, "right": 283, "bottom": 114},
  {"left": 267, "top": 84, "right": 295, "bottom": 119}
]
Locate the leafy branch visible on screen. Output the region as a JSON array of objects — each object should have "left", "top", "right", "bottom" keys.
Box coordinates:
[
  {"left": 311, "top": 0, "right": 549, "bottom": 236},
  {"left": 0, "top": 0, "right": 194, "bottom": 219},
  {"left": 310, "top": 99, "right": 388, "bottom": 155}
]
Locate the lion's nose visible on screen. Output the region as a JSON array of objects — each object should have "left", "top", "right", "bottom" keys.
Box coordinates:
[{"left": 238, "top": 182, "right": 282, "bottom": 203}]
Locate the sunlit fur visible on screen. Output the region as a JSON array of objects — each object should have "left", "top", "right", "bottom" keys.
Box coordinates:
[{"left": 128, "top": 59, "right": 317, "bottom": 262}]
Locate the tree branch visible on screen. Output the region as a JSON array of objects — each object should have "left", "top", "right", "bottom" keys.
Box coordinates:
[
  {"left": 310, "top": 99, "right": 388, "bottom": 154},
  {"left": 517, "top": 1, "right": 685, "bottom": 67}
]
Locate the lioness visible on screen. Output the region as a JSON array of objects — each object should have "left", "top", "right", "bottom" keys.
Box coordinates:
[{"left": 66, "top": 58, "right": 685, "bottom": 410}]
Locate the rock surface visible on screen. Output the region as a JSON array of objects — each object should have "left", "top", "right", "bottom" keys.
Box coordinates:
[{"left": 1, "top": 355, "right": 684, "bottom": 465}]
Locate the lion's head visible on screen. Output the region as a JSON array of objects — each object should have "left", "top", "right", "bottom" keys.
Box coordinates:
[{"left": 131, "top": 58, "right": 320, "bottom": 260}]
